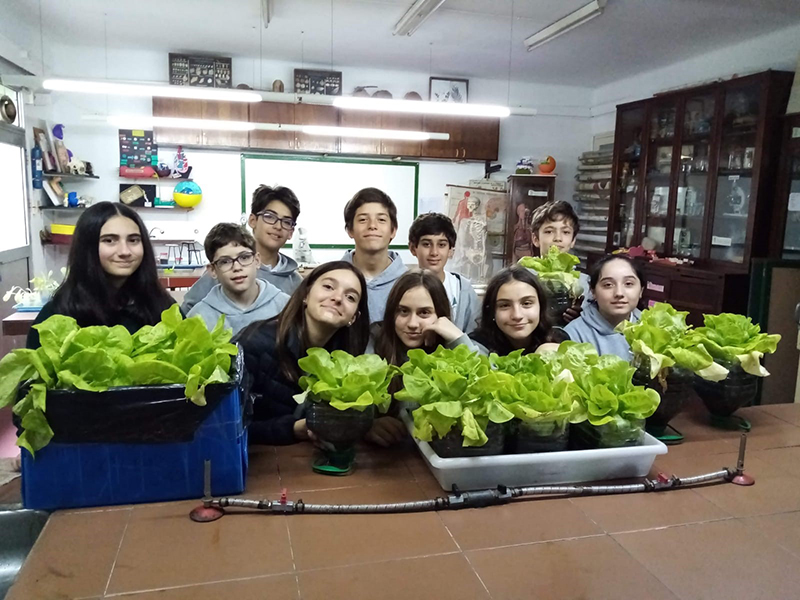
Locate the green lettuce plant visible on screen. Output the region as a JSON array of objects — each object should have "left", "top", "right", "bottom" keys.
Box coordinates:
[
  {"left": 540, "top": 342, "right": 661, "bottom": 435},
  {"left": 0, "top": 305, "right": 237, "bottom": 456},
  {"left": 518, "top": 246, "right": 584, "bottom": 298},
  {"left": 293, "top": 348, "right": 398, "bottom": 413},
  {"left": 395, "top": 346, "right": 513, "bottom": 447},
  {"left": 686, "top": 313, "right": 780, "bottom": 377},
  {"left": 616, "top": 302, "right": 728, "bottom": 383}
]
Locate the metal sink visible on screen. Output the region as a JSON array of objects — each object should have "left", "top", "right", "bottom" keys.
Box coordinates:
[{"left": 0, "top": 507, "right": 49, "bottom": 599}]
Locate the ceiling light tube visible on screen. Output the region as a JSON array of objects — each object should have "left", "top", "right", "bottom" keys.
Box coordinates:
[
  {"left": 94, "top": 115, "right": 449, "bottom": 141},
  {"left": 43, "top": 78, "right": 262, "bottom": 102},
  {"left": 302, "top": 125, "right": 448, "bottom": 141},
  {"left": 334, "top": 96, "right": 510, "bottom": 118},
  {"left": 524, "top": 0, "right": 607, "bottom": 52},
  {"left": 106, "top": 115, "right": 255, "bottom": 131},
  {"left": 393, "top": 0, "right": 447, "bottom": 36}
]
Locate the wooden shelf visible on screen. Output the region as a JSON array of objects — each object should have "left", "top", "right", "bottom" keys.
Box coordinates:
[
  {"left": 119, "top": 177, "right": 193, "bottom": 183},
  {"left": 43, "top": 173, "right": 99, "bottom": 180},
  {"left": 718, "top": 169, "right": 753, "bottom": 177},
  {"left": 650, "top": 136, "right": 675, "bottom": 145},
  {"left": 680, "top": 133, "right": 712, "bottom": 144}
]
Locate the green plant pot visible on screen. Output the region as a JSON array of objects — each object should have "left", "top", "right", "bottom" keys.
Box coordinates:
[
  {"left": 429, "top": 422, "right": 505, "bottom": 458},
  {"left": 509, "top": 419, "right": 569, "bottom": 453},
  {"left": 694, "top": 360, "right": 758, "bottom": 418},
  {"left": 539, "top": 279, "right": 572, "bottom": 327},
  {"left": 574, "top": 419, "right": 645, "bottom": 448},
  {"left": 632, "top": 365, "right": 693, "bottom": 435}
]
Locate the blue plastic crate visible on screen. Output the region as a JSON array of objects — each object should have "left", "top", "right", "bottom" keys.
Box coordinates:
[{"left": 20, "top": 356, "right": 249, "bottom": 511}]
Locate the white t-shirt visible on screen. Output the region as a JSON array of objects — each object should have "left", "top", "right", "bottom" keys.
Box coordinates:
[{"left": 443, "top": 271, "right": 461, "bottom": 314}]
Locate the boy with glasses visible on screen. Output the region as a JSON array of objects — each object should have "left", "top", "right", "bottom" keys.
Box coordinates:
[
  {"left": 182, "top": 185, "right": 302, "bottom": 313},
  {"left": 187, "top": 223, "right": 289, "bottom": 335}
]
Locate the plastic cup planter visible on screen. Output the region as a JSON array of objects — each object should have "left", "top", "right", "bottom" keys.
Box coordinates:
[
  {"left": 632, "top": 365, "right": 694, "bottom": 441},
  {"left": 539, "top": 279, "right": 573, "bottom": 328},
  {"left": 693, "top": 359, "right": 758, "bottom": 431},
  {"left": 305, "top": 399, "right": 376, "bottom": 475},
  {"left": 423, "top": 417, "right": 643, "bottom": 458}
]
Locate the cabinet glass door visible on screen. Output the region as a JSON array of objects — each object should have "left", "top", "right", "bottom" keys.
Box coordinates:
[
  {"left": 710, "top": 83, "right": 760, "bottom": 263},
  {"left": 783, "top": 128, "right": 800, "bottom": 260},
  {"left": 674, "top": 93, "right": 715, "bottom": 257},
  {"left": 611, "top": 107, "right": 644, "bottom": 248},
  {"left": 643, "top": 102, "right": 678, "bottom": 253}
]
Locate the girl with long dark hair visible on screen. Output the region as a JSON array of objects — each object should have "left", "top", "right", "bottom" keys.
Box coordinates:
[
  {"left": 234, "top": 261, "right": 370, "bottom": 445},
  {"left": 27, "top": 202, "right": 175, "bottom": 348},
  {"left": 367, "top": 269, "right": 478, "bottom": 446},
  {"left": 469, "top": 266, "right": 558, "bottom": 356}
]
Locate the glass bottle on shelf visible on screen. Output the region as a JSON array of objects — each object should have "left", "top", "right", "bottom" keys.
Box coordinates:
[
  {"left": 710, "top": 83, "right": 760, "bottom": 263},
  {"left": 674, "top": 93, "right": 715, "bottom": 257},
  {"left": 643, "top": 101, "right": 679, "bottom": 253},
  {"left": 611, "top": 106, "right": 644, "bottom": 249}
]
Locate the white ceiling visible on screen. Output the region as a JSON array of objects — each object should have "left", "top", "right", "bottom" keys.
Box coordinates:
[{"left": 7, "top": 0, "right": 800, "bottom": 87}]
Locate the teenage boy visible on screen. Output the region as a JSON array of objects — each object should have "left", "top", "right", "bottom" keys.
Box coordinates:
[
  {"left": 188, "top": 223, "right": 289, "bottom": 335},
  {"left": 341, "top": 187, "right": 407, "bottom": 323},
  {"left": 528, "top": 199, "right": 590, "bottom": 321},
  {"left": 408, "top": 212, "right": 479, "bottom": 333},
  {"left": 182, "top": 185, "right": 302, "bottom": 313}
]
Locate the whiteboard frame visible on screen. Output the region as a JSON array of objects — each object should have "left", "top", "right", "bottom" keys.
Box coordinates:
[{"left": 240, "top": 153, "right": 420, "bottom": 249}]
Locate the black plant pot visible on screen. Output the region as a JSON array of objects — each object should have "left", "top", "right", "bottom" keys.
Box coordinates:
[
  {"left": 573, "top": 419, "right": 645, "bottom": 449},
  {"left": 306, "top": 402, "right": 375, "bottom": 450},
  {"left": 632, "top": 365, "right": 693, "bottom": 435},
  {"left": 540, "top": 280, "right": 572, "bottom": 327},
  {"left": 429, "top": 422, "right": 505, "bottom": 458},
  {"left": 509, "top": 419, "right": 569, "bottom": 454},
  {"left": 694, "top": 361, "right": 758, "bottom": 418}
]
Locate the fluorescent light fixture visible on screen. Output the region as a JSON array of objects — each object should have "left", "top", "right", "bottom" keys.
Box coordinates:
[
  {"left": 393, "top": 0, "right": 447, "bottom": 36},
  {"left": 524, "top": 0, "right": 607, "bottom": 52},
  {"left": 106, "top": 116, "right": 255, "bottom": 131},
  {"left": 43, "top": 78, "right": 262, "bottom": 102},
  {"left": 302, "top": 125, "right": 447, "bottom": 140},
  {"left": 95, "top": 115, "right": 449, "bottom": 141},
  {"left": 334, "top": 96, "right": 510, "bottom": 118}
]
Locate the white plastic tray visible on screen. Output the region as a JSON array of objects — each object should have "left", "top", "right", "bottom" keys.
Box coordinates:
[{"left": 401, "top": 412, "right": 668, "bottom": 491}]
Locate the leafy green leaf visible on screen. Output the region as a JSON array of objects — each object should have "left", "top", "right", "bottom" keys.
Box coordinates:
[{"left": 17, "top": 408, "right": 54, "bottom": 456}]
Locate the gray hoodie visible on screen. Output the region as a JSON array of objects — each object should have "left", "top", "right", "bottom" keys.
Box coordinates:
[
  {"left": 448, "top": 272, "right": 480, "bottom": 334},
  {"left": 181, "top": 252, "right": 301, "bottom": 313},
  {"left": 341, "top": 249, "right": 407, "bottom": 323},
  {"left": 187, "top": 279, "right": 289, "bottom": 336},
  {"left": 563, "top": 301, "right": 641, "bottom": 361}
]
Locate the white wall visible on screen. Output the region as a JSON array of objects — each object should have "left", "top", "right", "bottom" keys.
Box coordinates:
[
  {"left": 11, "top": 40, "right": 593, "bottom": 274},
  {"left": 590, "top": 23, "right": 800, "bottom": 134}
]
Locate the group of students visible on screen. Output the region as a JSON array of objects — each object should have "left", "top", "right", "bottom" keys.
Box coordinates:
[{"left": 25, "top": 186, "right": 646, "bottom": 448}]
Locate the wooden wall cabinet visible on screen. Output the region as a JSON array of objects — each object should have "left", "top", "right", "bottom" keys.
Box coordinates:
[
  {"left": 770, "top": 112, "right": 800, "bottom": 260},
  {"left": 608, "top": 70, "right": 793, "bottom": 271},
  {"left": 152, "top": 98, "right": 500, "bottom": 161},
  {"left": 249, "top": 102, "right": 296, "bottom": 150}
]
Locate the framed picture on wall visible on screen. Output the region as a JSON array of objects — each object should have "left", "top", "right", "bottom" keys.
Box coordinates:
[
  {"left": 429, "top": 77, "right": 468, "bottom": 103},
  {"left": 294, "top": 69, "right": 342, "bottom": 95},
  {"left": 169, "top": 53, "right": 232, "bottom": 88}
]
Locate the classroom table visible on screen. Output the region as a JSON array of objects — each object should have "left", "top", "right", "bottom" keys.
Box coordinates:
[{"left": 7, "top": 399, "right": 800, "bottom": 600}]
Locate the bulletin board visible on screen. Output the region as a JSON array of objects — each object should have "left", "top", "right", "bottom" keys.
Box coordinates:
[{"left": 241, "top": 154, "right": 419, "bottom": 249}]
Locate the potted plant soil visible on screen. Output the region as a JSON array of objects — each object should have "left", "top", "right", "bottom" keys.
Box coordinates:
[
  {"left": 519, "top": 246, "right": 584, "bottom": 327},
  {"left": 686, "top": 314, "right": 780, "bottom": 430},
  {"left": 295, "top": 349, "right": 398, "bottom": 474},
  {"left": 617, "top": 302, "right": 729, "bottom": 442}
]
